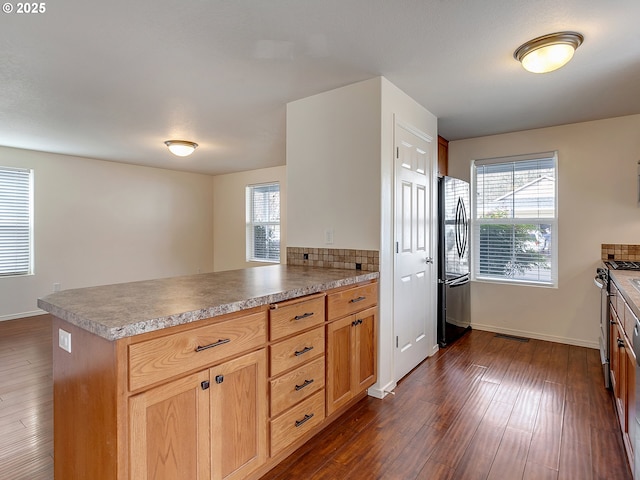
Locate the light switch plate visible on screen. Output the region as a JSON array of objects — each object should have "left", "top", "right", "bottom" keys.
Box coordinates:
[
  {"left": 59, "top": 328, "right": 71, "bottom": 353},
  {"left": 325, "top": 228, "right": 334, "bottom": 245}
]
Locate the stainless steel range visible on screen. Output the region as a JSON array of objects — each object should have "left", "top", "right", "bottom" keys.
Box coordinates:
[
  {"left": 594, "top": 265, "right": 611, "bottom": 387},
  {"left": 595, "top": 260, "right": 640, "bottom": 388}
]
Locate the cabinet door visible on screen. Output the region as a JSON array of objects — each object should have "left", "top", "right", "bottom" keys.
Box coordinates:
[
  {"left": 210, "top": 349, "right": 267, "bottom": 480},
  {"left": 326, "top": 315, "right": 354, "bottom": 415},
  {"left": 614, "top": 323, "right": 627, "bottom": 431},
  {"left": 626, "top": 344, "right": 636, "bottom": 456},
  {"left": 130, "top": 370, "right": 211, "bottom": 480},
  {"left": 353, "top": 306, "right": 377, "bottom": 392},
  {"left": 610, "top": 314, "right": 619, "bottom": 395}
]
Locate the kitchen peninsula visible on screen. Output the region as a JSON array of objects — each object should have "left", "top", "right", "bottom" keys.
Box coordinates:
[{"left": 38, "top": 265, "right": 379, "bottom": 480}]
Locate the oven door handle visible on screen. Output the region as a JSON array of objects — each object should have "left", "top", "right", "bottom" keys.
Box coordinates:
[{"left": 594, "top": 276, "right": 605, "bottom": 289}]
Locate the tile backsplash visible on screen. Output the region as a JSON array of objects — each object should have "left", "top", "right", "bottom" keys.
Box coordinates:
[
  {"left": 287, "top": 247, "right": 379, "bottom": 272},
  {"left": 601, "top": 244, "right": 640, "bottom": 261}
]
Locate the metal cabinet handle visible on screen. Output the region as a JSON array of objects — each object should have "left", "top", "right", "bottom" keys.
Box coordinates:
[
  {"left": 294, "top": 346, "right": 313, "bottom": 357},
  {"left": 350, "top": 296, "right": 366, "bottom": 303},
  {"left": 618, "top": 338, "right": 625, "bottom": 348},
  {"left": 195, "top": 338, "right": 230, "bottom": 352},
  {"left": 294, "top": 312, "right": 314, "bottom": 321},
  {"left": 295, "top": 413, "right": 314, "bottom": 428},
  {"left": 351, "top": 319, "right": 363, "bottom": 327},
  {"left": 295, "top": 379, "right": 314, "bottom": 391}
]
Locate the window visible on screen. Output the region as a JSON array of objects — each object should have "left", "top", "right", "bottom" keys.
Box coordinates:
[
  {"left": 472, "top": 152, "right": 557, "bottom": 287},
  {"left": 0, "top": 166, "right": 33, "bottom": 276},
  {"left": 246, "top": 182, "right": 280, "bottom": 262}
]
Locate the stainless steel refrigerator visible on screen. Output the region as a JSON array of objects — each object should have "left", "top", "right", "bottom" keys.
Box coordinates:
[{"left": 437, "top": 176, "right": 471, "bottom": 347}]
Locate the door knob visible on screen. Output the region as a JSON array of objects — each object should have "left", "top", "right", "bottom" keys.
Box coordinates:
[{"left": 425, "top": 257, "right": 433, "bottom": 264}]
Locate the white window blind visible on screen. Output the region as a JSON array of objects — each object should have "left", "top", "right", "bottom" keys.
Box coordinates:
[
  {"left": 0, "top": 167, "right": 33, "bottom": 277},
  {"left": 472, "top": 152, "right": 557, "bottom": 286},
  {"left": 246, "top": 182, "right": 280, "bottom": 262}
]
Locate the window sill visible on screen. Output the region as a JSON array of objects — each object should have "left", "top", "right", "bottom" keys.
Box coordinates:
[{"left": 472, "top": 276, "right": 557, "bottom": 289}]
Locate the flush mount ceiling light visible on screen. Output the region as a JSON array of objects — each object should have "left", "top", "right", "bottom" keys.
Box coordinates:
[
  {"left": 164, "top": 140, "right": 198, "bottom": 157},
  {"left": 514, "top": 31, "right": 584, "bottom": 73}
]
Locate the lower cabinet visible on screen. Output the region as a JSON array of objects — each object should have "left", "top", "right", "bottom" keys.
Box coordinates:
[
  {"left": 326, "top": 305, "right": 378, "bottom": 415},
  {"left": 609, "top": 284, "right": 637, "bottom": 471},
  {"left": 52, "top": 280, "right": 378, "bottom": 480},
  {"left": 268, "top": 294, "right": 327, "bottom": 457},
  {"left": 129, "top": 349, "right": 267, "bottom": 480}
]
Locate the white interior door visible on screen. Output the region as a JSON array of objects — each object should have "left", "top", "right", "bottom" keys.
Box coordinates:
[{"left": 393, "top": 123, "right": 435, "bottom": 382}]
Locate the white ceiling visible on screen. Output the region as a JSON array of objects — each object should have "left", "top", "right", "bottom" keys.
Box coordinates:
[{"left": 1, "top": 0, "right": 639, "bottom": 175}]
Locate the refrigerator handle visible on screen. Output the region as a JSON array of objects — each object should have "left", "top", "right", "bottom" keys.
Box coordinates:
[{"left": 448, "top": 274, "right": 470, "bottom": 287}]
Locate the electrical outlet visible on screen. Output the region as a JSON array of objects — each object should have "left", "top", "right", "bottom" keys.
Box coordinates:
[
  {"left": 58, "top": 329, "right": 71, "bottom": 353},
  {"left": 53, "top": 282, "right": 61, "bottom": 292}
]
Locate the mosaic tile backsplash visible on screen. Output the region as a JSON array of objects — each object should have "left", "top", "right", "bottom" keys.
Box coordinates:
[
  {"left": 601, "top": 244, "right": 640, "bottom": 261},
  {"left": 287, "top": 247, "right": 379, "bottom": 272}
]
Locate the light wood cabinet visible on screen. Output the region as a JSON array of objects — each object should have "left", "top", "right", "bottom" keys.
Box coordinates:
[
  {"left": 438, "top": 135, "right": 448, "bottom": 176},
  {"left": 128, "top": 311, "right": 267, "bottom": 391},
  {"left": 326, "top": 284, "right": 378, "bottom": 416},
  {"left": 269, "top": 292, "right": 325, "bottom": 341},
  {"left": 130, "top": 370, "right": 212, "bottom": 480},
  {"left": 270, "top": 390, "right": 325, "bottom": 455},
  {"left": 268, "top": 294, "right": 327, "bottom": 457},
  {"left": 210, "top": 349, "right": 267, "bottom": 480},
  {"left": 269, "top": 326, "right": 325, "bottom": 377},
  {"left": 129, "top": 334, "right": 268, "bottom": 480},
  {"left": 52, "top": 279, "right": 378, "bottom": 480},
  {"left": 52, "top": 308, "right": 269, "bottom": 480}
]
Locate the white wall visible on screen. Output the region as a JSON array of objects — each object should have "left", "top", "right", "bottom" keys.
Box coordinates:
[
  {"left": 286, "top": 76, "right": 438, "bottom": 398},
  {"left": 448, "top": 114, "right": 640, "bottom": 347},
  {"left": 287, "top": 77, "right": 382, "bottom": 250},
  {"left": 0, "top": 146, "right": 214, "bottom": 320},
  {"left": 379, "top": 78, "right": 438, "bottom": 394},
  {"left": 212, "top": 166, "right": 287, "bottom": 271}
]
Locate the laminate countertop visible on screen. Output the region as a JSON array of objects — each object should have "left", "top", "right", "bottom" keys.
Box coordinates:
[
  {"left": 610, "top": 269, "right": 640, "bottom": 320},
  {"left": 37, "top": 265, "right": 379, "bottom": 341}
]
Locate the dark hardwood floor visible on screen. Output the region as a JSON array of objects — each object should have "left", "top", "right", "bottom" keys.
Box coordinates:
[
  {"left": 0, "top": 316, "right": 631, "bottom": 480},
  {"left": 262, "top": 330, "right": 632, "bottom": 480}
]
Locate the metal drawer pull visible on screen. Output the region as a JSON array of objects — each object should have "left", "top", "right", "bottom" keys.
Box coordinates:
[
  {"left": 195, "top": 338, "right": 230, "bottom": 352},
  {"left": 294, "top": 346, "right": 314, "bottom": 356},
  {"left": 295, "top": 379, "right": 314, "bottom": 391},
  {"left": 295, "top": 413, "right": 314, "bottom": 428},
  {"left": 294, "top": 312, "right": 314, "bottom": 321},
  {"left": 350, "top": 296, "right": 366, "bottom": 303},
  {"left": 618, "top": 338, "right": 624, "bottom": 348}
]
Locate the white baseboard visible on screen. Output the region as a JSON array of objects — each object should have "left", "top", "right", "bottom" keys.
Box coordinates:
[
  {"left": 0, "top": 309, "right": 47, "bottom": 322},
  {"left": 368, "top": 379, "right": 397, "bottom": 399},
  {"left": 471, "top": 322, "right": 599, "bottom": 350}
]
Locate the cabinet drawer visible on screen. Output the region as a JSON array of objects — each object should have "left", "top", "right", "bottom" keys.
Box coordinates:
[
  {"left": 326, "top": 282, "right": 378, "bottom": 321},
  {"left": 129, "top": 311, "right": 267, "bottom": 391},
  {"left": 270, "top": 356, "right": 325, "bottom": 417},
  {"left": 270, "top": 294, "right": 325, "bottom": 341},
  {"left": 270, "top": 390, "right": 325, "bottom": 456},
  {"left": 270, "top": 326, "right": 324, "bottom": 377}
]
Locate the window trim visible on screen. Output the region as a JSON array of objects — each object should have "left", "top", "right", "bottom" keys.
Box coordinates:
[
  {"left": 246, "top": 182, "right": 281, "bottom": 263},
  {"left": 471, "top": 151, "right": 558, "bottom": 288},
  {"left": 0, "top": 166, "right": 34, "bottom": 278}
]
